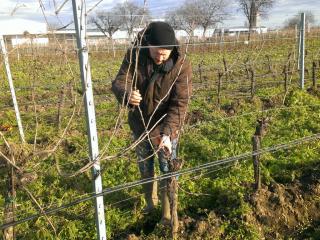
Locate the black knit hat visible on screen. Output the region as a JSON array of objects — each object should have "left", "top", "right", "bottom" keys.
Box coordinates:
[{"left": 147, "top": 22, "right": 176, "bottom": 50}]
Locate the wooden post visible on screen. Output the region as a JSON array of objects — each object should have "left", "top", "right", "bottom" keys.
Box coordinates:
[
  {"left": 312, "top": 61, "right": 317, "bottom": 89},
  {"left": 57, "top": 86, "right": 66, "bottom": 130},
  {"left": 168, "top": 158, "right": 183, "bottom": 239},
  {"left": 168, "top": 177, "right": 179, "bottom": 239},
  {"left": 288, "top": 57, "right": 292, "bottom": 77},
  {"left": 266, "top": 55, "right": 272, "bottom": 73},
  {"left": 245, "top": 58, "right": 250, "bottom": 84},
  {"left": 3, "top": 153, "right": 16, "bottom": 240},
  {"left": 68, "top": 81, "right": 75, "bottom": 106},
  {"left": 217, "top": 70, "right": 223, "bottom": 107},
  {"left": 252, "top": 118, "right": 269, "bottom": 190},
  {"left": 198, "top": 63, "right": 202, "bottom": 86},
  {"left": 283, "top": 65, "right": 288, "bottom": 93},
  {"left": 223, "top": 57, "right": 228, "bottom": 83},
  {"left": 252, "top": 134, "right": 261, "bottom": 190},
  {"left": 250, "top": 68, "right": 255, "bottom": 98}
]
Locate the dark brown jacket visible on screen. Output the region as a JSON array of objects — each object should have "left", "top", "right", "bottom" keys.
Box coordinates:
[{"left": 111, "top": 44, "right": 192, "bottom": 144}]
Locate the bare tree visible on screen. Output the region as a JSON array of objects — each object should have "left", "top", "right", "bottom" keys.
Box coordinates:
[
  {"left": 89, "top": 10, "right": 122, "bottom": 40},
  {"left": 194, "top": 0, "right": 228, "bottom": 37},
  {"left": 237, "top": 0, "right": 275, "bottom": 30},
  {"left": 117, "top": 1, "right": 150, "bottom": 39},
  {"left": 166, "top": 2, "right": 200, "bottom": 37},
  {"left": 167, "top": 0, "right": 227, "bottom": 38},
  {"left": 284, "top": 11, "right": 315, "bottom": 29}
]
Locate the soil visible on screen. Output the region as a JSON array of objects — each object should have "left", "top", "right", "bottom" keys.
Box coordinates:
[
  {"left": 186, "top": 110, "right": 205, "bottom": 125},
  {"left": 182, "top": 169, "right": 320, "bottom": 239},
  {"left": 125, "top": 172, "right": 320, "bottom": 239},
  {"left": 250, "top": 180, "right": 320, "bottom": 239}
]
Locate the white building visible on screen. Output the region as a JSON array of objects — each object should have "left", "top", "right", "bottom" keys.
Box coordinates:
[
  {"left": 0, "top": 17, "right": 269, "bottom": 48},
  {"left": 0, "top": 18, "right": 49, "bottom": 46},
  {"left": 222, "top": 26, "right": 268, "bottom": 36}
]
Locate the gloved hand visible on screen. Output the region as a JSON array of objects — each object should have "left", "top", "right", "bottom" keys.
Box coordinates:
[{"left": 159, "top": 135, "right": 172, "bottom": 155}]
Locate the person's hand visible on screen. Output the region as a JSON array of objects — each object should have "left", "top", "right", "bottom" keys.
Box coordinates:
[
  {"left": 159, "top": 135, "right": 172, "bottom": 155},
  {"left": 128, "top": 90, "right": 142, "bottom": 106}
]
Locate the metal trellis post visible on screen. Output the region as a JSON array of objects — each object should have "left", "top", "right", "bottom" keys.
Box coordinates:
[
  {"left": 299, "top": 13, "right": 305, "bottom": 89},
  {"left": 0, "top": 35, "right": 25, "bottom": 143},
  {"left": 71, "top": 1, "right": 107, "bottom": 239}
]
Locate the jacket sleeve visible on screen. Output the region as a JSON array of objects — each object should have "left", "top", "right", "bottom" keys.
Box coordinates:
[
  {"left": 161, "top": 59, "right": 192, "bottom": 138},
  {"left": 111, "top": 49, "right": 134, "bottom": 106}
]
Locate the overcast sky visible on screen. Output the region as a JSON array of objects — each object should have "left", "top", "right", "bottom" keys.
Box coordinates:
[{"left": 0, "top": 0, "right": 320, "bottom": 30}]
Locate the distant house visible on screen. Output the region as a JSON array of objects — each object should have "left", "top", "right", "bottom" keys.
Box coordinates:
[
  {"left": 219, "top": 26, "right": 268, "bottom": 36},
  {"left": 0, "top": 18, "right": 49, "bottom": 46},
  {"left": 48, "top": 29, "right": 131, "bottom": 44}
]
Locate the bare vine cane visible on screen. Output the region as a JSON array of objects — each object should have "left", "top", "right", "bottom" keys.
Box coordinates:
[{"left": 166, "top": 151, "right": 184, "bottom": 238}]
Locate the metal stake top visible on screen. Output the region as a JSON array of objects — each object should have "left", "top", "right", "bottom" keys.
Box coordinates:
[{"left": 299, "top": 12, "right": 305, "bottom": 89}]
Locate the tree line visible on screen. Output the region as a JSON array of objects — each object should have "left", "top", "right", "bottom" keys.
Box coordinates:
[{"left": 88, "top": 0, "right": 316, "bottom": 40}]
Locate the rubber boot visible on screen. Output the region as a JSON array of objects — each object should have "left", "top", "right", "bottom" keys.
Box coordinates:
[
  {"left": 142, "top": 179, "right": 158, "bottom": 214},
  {"left": 160, "top": 179, "right": 171, "bottom": 225}
]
